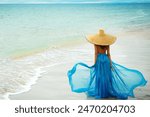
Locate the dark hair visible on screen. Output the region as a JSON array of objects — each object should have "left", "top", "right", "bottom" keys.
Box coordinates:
[{"left": 99, "top": 45, "right": 108, "bottom": 49}]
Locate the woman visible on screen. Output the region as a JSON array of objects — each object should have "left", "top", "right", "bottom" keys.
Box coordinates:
[{"left": 67, "top": 29, "right": 147, "bottom": 99}]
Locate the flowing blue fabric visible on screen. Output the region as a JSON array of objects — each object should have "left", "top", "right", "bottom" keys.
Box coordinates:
[{"left": 67, "top": 53, "right": 147, "bottom": 99}]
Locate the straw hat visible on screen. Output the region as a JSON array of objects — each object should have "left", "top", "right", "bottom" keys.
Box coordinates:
[{"left": 86, "top": 29, "right": 117, "bottom": 45}]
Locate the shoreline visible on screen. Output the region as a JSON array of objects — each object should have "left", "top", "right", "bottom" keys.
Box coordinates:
[
  {"left": 9, "top": 55, "right": 88, "bottom": 100},
  {"left": 3, "top": 67, "right": 45, "bottom": 100},
  {"left": 6, "top": 40, "right": 87, "bottom": 100},
  {"left": 12, "top": 37, "right": 86, "bottom": 60}
]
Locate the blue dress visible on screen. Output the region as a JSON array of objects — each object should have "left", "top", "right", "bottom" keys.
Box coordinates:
[{"left": 67, "top": 53, "right": 147, "bottom": 99}]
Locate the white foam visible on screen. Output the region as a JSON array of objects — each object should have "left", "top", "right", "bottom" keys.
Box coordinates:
[
  {"left": 6, "top": 67, "right": 45, "bottom": 100},
  {"left": 0, "top": 57, "right": 46, "bottom": 100},
  {"left": 0, "top": 45, "right": 91, "bottom": 100}
]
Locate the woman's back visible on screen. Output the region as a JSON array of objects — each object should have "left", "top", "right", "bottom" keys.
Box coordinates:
[{"left": 95, "top": 45, "right": 108, "bottom": 54}]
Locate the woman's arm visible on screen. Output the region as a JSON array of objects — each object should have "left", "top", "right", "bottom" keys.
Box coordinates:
[
  {"left": 94, "top": 44, "right": 98, "bottom": 63},
  {"left": 107, "top": 46, "right": 112, "bottom": 67}
]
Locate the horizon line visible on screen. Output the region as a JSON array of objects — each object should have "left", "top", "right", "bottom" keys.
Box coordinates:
[{"left": 0, "top": 2, "right": 150, "bottom": 4}]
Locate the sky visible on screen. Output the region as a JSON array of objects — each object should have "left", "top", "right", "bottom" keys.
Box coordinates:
[{"left": 0, "top": 0, "right": 149, "bottom": 4}]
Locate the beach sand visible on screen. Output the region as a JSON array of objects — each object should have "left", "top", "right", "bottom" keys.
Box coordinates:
[{"left": 9, "top": 31, "right": 150, "bottom": 100}]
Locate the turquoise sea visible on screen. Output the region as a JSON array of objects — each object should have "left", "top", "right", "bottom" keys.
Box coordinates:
[
  {"left": 0, "top": 3, "right": 150, "bottom": 57},
  {"left": 0, "top": 3, "right": 150, "bottom": 99}
]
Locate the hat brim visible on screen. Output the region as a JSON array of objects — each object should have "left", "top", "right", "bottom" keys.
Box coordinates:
[{"left": 86, "top": 34, "right": 116, "bottom": 45}]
